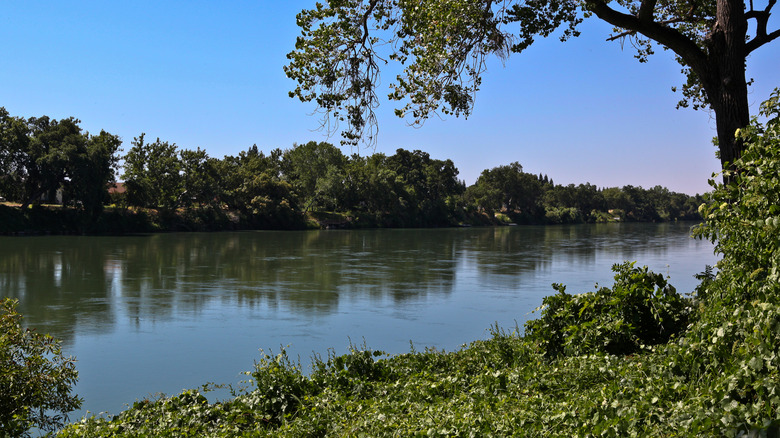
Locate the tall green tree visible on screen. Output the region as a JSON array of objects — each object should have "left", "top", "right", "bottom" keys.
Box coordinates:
[
  {"left": 123, "top": 134, "right": 183, "bottom": 210},
  {"left": 469, "top": 162, "right": 543, "bottom": 220},
  {"left": 386, "top": 148, "right": 463, "bottom": 225},
  {"left": 286, "top": 0, "right": 779, "bottom": 174},
  {"left": 67, "top": 130, "right": 122, "bottom": 221},
  {"left": 281, "top": 141, "right": 347, "bottom": 211},
  {"left": 21, "top": 116, "right": 85, "bottom": 208},
  {"left": 0, "top": 109, "right": 121, "bottom": 216},
  {"left": 219, "top": 145, "right": 283, "bottom": 211},
  {"left": 179, "top": 147, "right": 221, "bottom": 208}
]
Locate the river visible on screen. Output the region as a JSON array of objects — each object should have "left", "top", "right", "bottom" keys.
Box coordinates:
[{"left": 0, "top": 223, "right": 717, "bottom": 419}]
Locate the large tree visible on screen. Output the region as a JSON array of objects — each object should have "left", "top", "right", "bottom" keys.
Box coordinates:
[{"left": 285, "top": 0, "right": 779, "bottom": 173}]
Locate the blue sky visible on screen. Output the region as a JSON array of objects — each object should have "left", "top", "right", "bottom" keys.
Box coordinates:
[{"left": 1, "top": 1, "right": 778, "bottom": 195}]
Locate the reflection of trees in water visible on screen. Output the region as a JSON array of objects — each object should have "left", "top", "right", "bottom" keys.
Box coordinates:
[
  {"left": 0, "top": 224, "right": 697, "bottom": 345},
  {"left": 467, "top": 223, "right": 697, "bottom": 287},
  {"left": 0, "top": 230, "right": 461, "bottom": 342},
  {"left": 217, "top": 229, "right": 458, "bottom": 310},
  {"left": 0, "top": 236, "right": 115, "bottom": 344}
]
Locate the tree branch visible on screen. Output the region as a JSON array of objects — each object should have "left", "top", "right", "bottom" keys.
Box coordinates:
[
  {"left": 638, "top": 0, "right": 657, "bottom": 22},
  {"left": 588, "top": 0, "right": 709, "bottom": 75},
  {"left": 745, "top": 0, "right": 778, "bottom": 53},
  {"left": 746, "top": 27, "right": 780, "bottom": 54},
  {"left": 359, "top": 0, "right": 380, "bottom": 51},
  {"left": 606, "top": 18, "right": 690, "bottom": 41}
]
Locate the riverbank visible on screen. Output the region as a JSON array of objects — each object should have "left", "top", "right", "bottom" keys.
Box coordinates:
[{"left": 0, "top": 203, "right": 697, "bottom": 236}]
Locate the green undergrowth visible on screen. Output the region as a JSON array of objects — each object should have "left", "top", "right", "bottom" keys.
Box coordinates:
[{"left": 57, "top": 90, "right": 780, "bottom": 437}]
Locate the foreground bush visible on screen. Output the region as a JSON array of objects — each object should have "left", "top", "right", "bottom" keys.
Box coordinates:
[
  {"left": 525, "top": 261, "right": 692, "bottom": 358},
  {"left": 1, "top": 298, "right": 81, "bottom": 437}
]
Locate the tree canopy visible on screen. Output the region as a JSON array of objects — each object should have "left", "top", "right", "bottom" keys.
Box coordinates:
[
  {"left": 0, "top": 109, "right": 121, "bottom": 218},
  {"left": 286, "top": 0, "right": 779, "bottom": 172}
]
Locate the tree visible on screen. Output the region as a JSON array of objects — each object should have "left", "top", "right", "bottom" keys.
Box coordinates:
[
  {"left": 696, "top": 88, "right": 780, "bottom": 304},
  {"left": 122, "top": 134, "right": 183, "bottom": 210},
  {"left": 0, "top": 298, "right": 81, "bottom": 437},
  {"left": 21, "top": 116, "right": 85, "bottom": 208},
  {"left": 0, "top": 109, "right": 121, "bottom": 215},
  {"left": 470, "top": 162, "right": 544, "bottom": 220},
  {"left": 0, "top": 108, "right": 30, "bottom": 202},
  {"left": 67, "top": 130, "right": 122, "bottom": 221},
  {"left": 179, "top": 147, "right": 221, "bottom": 208},
  {"left": 280, "top": 141, "right": 347, "bottom": 211},
  {"left": 386, "top": 148, "right": 463, "bottom": 225},
  {"left": 218, "top": 146, "right": 283, "bottom": 211},
  {"left": 286, "top": 0, "right": 779, "bottom": 174}
]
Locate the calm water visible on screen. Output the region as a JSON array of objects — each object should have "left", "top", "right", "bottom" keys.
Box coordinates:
[{"left": 0, "top": 223, "right": 717, "bottom": 418}]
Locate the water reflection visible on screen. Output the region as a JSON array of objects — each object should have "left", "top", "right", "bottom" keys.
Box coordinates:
[{"left": 0, "top": 223, "right": 707, "bottom": 346}]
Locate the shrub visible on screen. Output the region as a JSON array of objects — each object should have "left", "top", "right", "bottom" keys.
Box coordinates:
[
  {"left": 0, "top": 298, "right": 81, "bottom": 437},
  {"left": 524, "top": 262, "right": 692, "bottom": 358}
]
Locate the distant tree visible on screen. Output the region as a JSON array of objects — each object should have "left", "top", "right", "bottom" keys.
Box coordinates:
[
  {"left": 287, "top": 0, "right": 780, "bottom": 176},
  {"left": 281, "top": 141, "right": 347, "bottom": 211},
  {"left": 340, "top": 153, "right": 408, "bottom": 222},
  {"left": 0, "top": 108, "right": 29, "bottom": 202},
  {"left": 602, "top": 186, "right": 634, "bottom": 214},
  {"left": 21, "top": 116, "right": 85, "bottom": 208},
  {"left": 66, "top": 130, "right": 122, "bottom": 221},
  {"left": 219, "top": 146, "right": 283, "bottom": 211},
  {"left": 385, "top": 148, "right": 463, "bottom": 225},
  {"left": 470, "top": 162, "right": 543, "bottom": 221},
  {"left": 1, "top": 298, "right": 81, "bottom": 437},
  {"left": 179, "top": 147, "right": 221, "bottom": 208},
  {"left": 243, "top": 172, "right": 304, "bottom": 229},
  {"left": 123, "top": 134, "right": 183, "bottom": 210},
  {"left": 0, "top": 110, "right": 121, "bottom": 215}
]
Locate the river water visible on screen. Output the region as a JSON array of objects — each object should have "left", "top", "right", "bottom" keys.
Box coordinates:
[{"left": 0, "top": 223, "right": 717, "bottom": 418}]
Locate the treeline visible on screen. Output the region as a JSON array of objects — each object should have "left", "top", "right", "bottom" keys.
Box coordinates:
[{"left": 0, "top": 108, "right": 702, "bottom": 232}]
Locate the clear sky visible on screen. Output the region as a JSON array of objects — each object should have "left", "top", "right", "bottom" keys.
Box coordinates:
[{"left": 1, "top": 1, "right": 778, "bottom": 195}]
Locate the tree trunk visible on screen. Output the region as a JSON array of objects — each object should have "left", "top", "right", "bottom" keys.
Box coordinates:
[{"left": 710, "top": 0, "right": 750, "bottom": 174}]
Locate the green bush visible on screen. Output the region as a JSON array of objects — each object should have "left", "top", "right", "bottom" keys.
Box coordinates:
[
  {"left": 1, "top": 298, "right": 81, "bottom": 437},
  {"left": 524, "top": 262, "right": 692, "bottom": 357}
]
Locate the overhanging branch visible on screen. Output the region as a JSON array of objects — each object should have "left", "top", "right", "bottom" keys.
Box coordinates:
[{"left": 588, "top": 0, "right": 709, "bottom": 75}]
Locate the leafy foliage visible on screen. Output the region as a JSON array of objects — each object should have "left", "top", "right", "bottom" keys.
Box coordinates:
[
  {"left": 2, "top": 104, "right": 702, "bottom": 232},
  {"left": 1, "top": 298, "right": 81, "bottom": 437},
  {"left": 122, "top": 134, "right": 183, "bottom": 210},
  {"left": 695, "top": 88, "right": 780, "bottom": 306},
  {"left": 525, "top": 261, "right": 692, "bottom": 357},
  {"left": 0, "top": 109, "right": 121, "bottom": 220}
]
